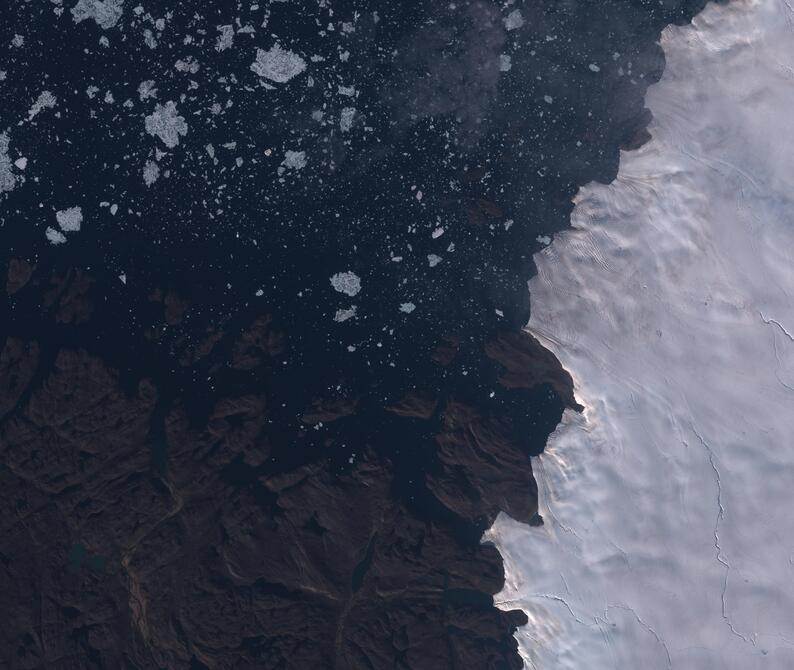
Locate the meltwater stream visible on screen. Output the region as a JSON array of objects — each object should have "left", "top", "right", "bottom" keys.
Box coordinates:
[{"left": 487, "top": 1, "right": 794, "bottom": 667}]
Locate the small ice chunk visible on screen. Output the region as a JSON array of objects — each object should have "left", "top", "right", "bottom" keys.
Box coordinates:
[
  {"left": 543, "top": 95, "right": 553, "bottom": 104},
  {"left": 340, "top": 107, "right": 355, "bottom": 132},
  {"left": 499, "top": 54, "right": 512, "bottom": 72},
  {"left": 330, "top": 271, "right": 361, "bottom": 297},
  {"left": 536, "top": 234, "right": 552, "bottom": 245},
  {"left": 14, "top": 157, "right": 27, "bottom": 170},
  {"left": 399, "top": 302, "right": 416, "bottom": 314},
  {"left": 334, "top": 306, "right": 357, "bottom": 322},
  {"left": 282, "top": 150, "right": 306, "bottom": 170},
  {"left": 46, "top": 227, "right": 67, "bottom": 245},
  {"left": 588, "top": 63, "right": 601, "bottom": 72},
  {"left": 216, "top": 24, "right": 234, "bottom": 52},
  {"left": 145, "top": 101, "right": 188, "bottom": 148},
  {"left": 110, "top": 204, "right": 118, "bottom": 215},
  {"left": 27, "top": 91, "right": 57, "bottom": 120},
  {"left": 71, "top": 0, "right": 124, "bottom": 29},
  {"left": 338, "top": 85, "right": 355, "bottom": 96},
  {"left": 175, "top": 57, "right": 200, "bottom": 74},
  {"left": 504, "top": 9, "right": 524, "bottom": 31},
  {"left": 143, "top": 160, "right": 160, "bottom": 186},
  {"left": 119, "top": 273, "right": 127, "bottom": 284},
  {"left": 0, "top": 133, "right": 17, "bottom": 194},
  {"left": 432, "top": 227, "right": 444, "bottom": 238},
  {"left": 251, "top": 44, "right": 307, "bottom": 83},
  {"left": 56, "top": 206, "right": 83, "bottom": 232},
  {"left": 427, "top": 254, "right": 442, "bottom": 267},
  {"left": 138, "top": 80, "right": 157, "bottom": 101}
]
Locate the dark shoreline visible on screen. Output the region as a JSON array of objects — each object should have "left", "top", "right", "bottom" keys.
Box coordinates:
[{"left": 1, "top": 2, "right": 717, "bottom": 667}]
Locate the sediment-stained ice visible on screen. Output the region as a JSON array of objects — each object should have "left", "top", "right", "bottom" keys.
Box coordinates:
[{"left": 486, "top": 1, "right": 794, "bottom": 668}]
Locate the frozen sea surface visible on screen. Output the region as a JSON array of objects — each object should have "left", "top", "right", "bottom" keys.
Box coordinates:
[{"left": 486, "top": 1, "right": 794, "bottom": 668}]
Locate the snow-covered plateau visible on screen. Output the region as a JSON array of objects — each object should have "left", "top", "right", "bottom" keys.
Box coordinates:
[{"left": 486, "top": 1, "right": 794, "bottom": 667}]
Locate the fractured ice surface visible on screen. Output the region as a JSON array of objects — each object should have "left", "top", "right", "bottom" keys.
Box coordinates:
[{"left": 486, "top": 1, "right": 794, "bottom": 668}]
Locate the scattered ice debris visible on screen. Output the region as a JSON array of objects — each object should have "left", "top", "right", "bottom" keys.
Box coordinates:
[
  {"left": 56, "top": 206, "right": 83, "bottom": 232},
  {"left": 0, "top": 133, "right": 18, "bottom": 194},
  {"left": 544, "top": 95, "right": 553, "bottom": 104},
  {"left": 399, "top": 302, "right": 416, "bottom": 314},
  {"left": 142, "top": 160, "right": 159, "bottom": 186},
  {"left": 338, "top": 85, "right": 355, "bottom": 97},
  {"left": 119, "top": 273, "right": 127, "bottom": 284},
  {"left": 499, "top": 55, "right": 512, "bottom": 72},
  {"left": 340, "top": 107, "right": 355, "bottom": 132},
  {"left": 495, "top": 308, "right": 504, "bottom": 318},
  {"left": 138, "top": 80, "right": 157, "bottom": 101},
  {"left": 504, "top": 9, "right": 524, "bottom": 31},
  {"left": 71, "top": 0, "right": 124, "bottom": 29},
  {"left": 334, "top": 306, "right": 357, "bottom": 322},
  {"left": 11, "top": 35, "right": 24, "bottom": 48},
  {"left": 251, "top": 45, "right": 306, "bottom": 84},
  {"left": 45, "top": 227, "right": 67, "bottom": 245},
  {"left": 145, "top": 101, "right": 188, "bottom": 148},
  {"left": 216, "top": 25, "right": 234, "bottom": 52},
  {"left": 330, "top": 271, "right": 361, "bottom": 297},
  {"left": 427, "top": 254, "right": 442, "bottom": 267},
  {"left": 588, "top": 63, "right": 601, "bottom": 72},
  {"left": 537, "top": 234, "right": 552, "bottom": 245},
  {"left": 281, "top": 150, "right": 306, "bottom": 170},
  {"left": 432, "top": 227, "right": 444, "bottom": 238},
  {"left": 27, "top": 91, "right": 57, "bottom": 120},
  {"left": 109, "top": 204, "right": 118, "bottom": 215},
  {"left": 504, "top": 219, "right": 514, "bottom": 230},
  {"left": 255, "top": 288, "right": 264, "bottom": 297}
]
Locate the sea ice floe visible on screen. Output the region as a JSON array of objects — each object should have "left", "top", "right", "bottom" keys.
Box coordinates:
[
  {"left": 282, "top": 150, "right": 307, "bottom": 170},
  {"left": 145, "top": 101, "right": 188, "bottom": 148},
  {"left": 504, "top": 9, "right": 524, "bottom": 31},
  {"left": 330, "top": 271, "right": 361, "bottom": 297},
  {"left": 142, "top": 160, "right": 160, "bottom": 186},
  {"left": 71, "top": 0, "right": 123, "bottom": 29},
  {"left": 56, "top": 206, "right": 83, "bottom": 232},
  {"left": 251, "top": 45, "right": 307, "bottom": 83}
]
